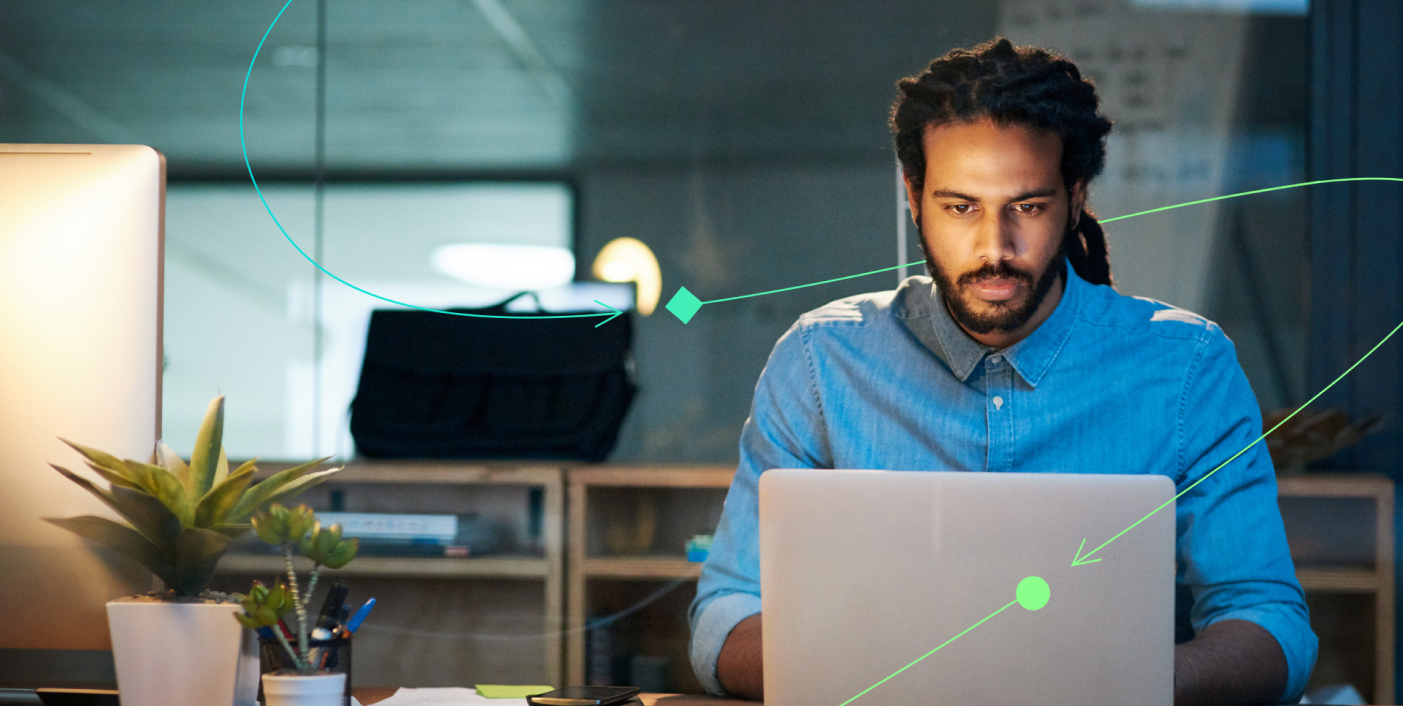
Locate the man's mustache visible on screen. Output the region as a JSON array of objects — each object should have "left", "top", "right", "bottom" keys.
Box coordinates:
[{"left": 956, "top": 262, "right": 1035, "bottom": 288}]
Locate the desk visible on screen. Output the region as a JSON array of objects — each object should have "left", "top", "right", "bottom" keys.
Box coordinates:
[
  {"left": 351, "top": 690, "right": 1388, "bottom": 706},
  {"left": 353, "top": 688, "right": 760, "bottom": 705}
]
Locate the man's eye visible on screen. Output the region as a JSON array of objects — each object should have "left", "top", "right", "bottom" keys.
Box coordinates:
[
  {"left": 948, "top": 204, "right": 973, "bottom": 215},
  {"left": 1016, "top": 203, "right": 1043, "bottom": 214}
]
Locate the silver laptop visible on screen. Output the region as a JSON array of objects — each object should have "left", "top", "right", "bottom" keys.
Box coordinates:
[{"left": 760, "top": 469, "right": 1174, "bottom": 706}]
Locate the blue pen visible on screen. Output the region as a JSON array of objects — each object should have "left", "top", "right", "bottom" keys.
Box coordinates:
[{"left": 346, "top": 598, "right": 376, "bottom": 634}]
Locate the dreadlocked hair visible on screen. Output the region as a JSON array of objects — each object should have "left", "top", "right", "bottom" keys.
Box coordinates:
[{"left": 891, "top": 37, "right": 1115, "bottom": 286}]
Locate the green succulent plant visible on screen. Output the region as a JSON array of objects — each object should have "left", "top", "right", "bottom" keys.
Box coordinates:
[
  {"left": 235, "top": 579, "right": 296, "bottom": 631},
  {"left": 239, "top": 503, "right": 359, "bottom": 673},
  {"left": 45, "top": 396, "right": 341, "bottom": 597},
  {"left": 299, "top": 520, "right": 358, "bottom": 569}
]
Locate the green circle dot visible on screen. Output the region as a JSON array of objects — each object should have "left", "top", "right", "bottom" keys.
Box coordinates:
[{"left": 1017, "top": 576, "right": 1050, "bottom": 611}]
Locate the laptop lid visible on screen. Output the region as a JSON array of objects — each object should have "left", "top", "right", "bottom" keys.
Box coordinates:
[{"left": 759, "top": 469, "right": 1174, "bottom": 706}]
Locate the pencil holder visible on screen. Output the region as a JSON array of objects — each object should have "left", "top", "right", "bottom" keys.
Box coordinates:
[{"left": 257, "top": 635, "right": 353, "bottom": 706}]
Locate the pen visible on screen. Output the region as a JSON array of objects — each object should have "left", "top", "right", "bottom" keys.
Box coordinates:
[
  {"left": 311, "top": 583, "right": 348, "bottom": 640},
  {"left": 316, "top": 583, "right": 349, "bottom": 632},
  {"left": 346, "top": 598, "right": 376, "bottom": 634}
]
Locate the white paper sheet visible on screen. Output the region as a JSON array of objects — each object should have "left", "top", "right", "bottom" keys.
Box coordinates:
[{"left": 370, "top": 687, "right": 529, "bottom": 705}]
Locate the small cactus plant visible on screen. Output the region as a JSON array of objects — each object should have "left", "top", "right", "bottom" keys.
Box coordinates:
[
  {"left": 45, "top": 396, "right": 341, "bottom": 598},
  {"left": 236, "top": 503, "right": 359, "bottom": 673}
]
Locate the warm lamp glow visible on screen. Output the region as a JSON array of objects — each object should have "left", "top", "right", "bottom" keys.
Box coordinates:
[
  {"left": 431, "top": 243, "right": 575, "bottom": 290},
  {"left": 591, "top": 237, "right": 661, "bottom": 315}
]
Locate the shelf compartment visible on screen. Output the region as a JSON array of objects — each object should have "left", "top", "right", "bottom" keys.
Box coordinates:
[
  {"left": 1297, "top": 568, "right": 1382, "bottom": 592},
  {"left": 583, "top": 556, "right": 704, "bottom": 579},
  {"left": 217, "top": 554, "right": 549, "bottom": 579}
]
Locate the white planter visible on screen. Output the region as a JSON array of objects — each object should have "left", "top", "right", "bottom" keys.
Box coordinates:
[
  {"left": 263, "top": 672, "right": 347, "bottom": 706},
  {"left": 106, "top": 599, "right": 260, "bottom": 706}
]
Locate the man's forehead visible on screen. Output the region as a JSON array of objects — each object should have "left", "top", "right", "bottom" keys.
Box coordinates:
[{"left": 921, "top": 119, "right": 1064, "bottom": 194}]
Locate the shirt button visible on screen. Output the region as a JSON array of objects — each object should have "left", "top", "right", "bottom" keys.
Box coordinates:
[
  {"left": 988, "top": 354, "right": 1002, "bottom": 365},
  {"left": 993, "top": 396, "right": 1004, "bottom": 409}
]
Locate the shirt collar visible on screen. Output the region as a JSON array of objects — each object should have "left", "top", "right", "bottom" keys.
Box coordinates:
[{"left": 897, "top": 260, "right": 1084, "bottom": 387}]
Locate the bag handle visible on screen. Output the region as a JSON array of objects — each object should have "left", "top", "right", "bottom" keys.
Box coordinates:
[{"left": 493, "top": 291, "right": 544, "bottom": 312}]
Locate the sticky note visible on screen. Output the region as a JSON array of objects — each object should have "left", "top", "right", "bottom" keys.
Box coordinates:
[{"left": 474, "top": 685, "right": 554, "bottom": 699}]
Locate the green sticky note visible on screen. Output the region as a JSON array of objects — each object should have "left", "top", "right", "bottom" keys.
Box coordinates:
[{"left": 475, "top": 685, "right": 554, "bottom": 698}]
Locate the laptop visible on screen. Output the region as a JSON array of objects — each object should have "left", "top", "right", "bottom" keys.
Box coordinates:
[{"left": 759, "top": 469, "right": 1174, "bottom": 706}]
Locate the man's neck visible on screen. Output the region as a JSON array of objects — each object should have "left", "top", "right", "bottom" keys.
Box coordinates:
[{"left": 949, "top": 272, "right": 1066, "bottom": 350}]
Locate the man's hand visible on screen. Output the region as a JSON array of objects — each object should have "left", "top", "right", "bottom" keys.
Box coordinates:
[
  {"left": 718, "top": 613, "right": 1285, "bottom": 704},
  {"left": 716, "top": 613, "right": 764, "bottom": 699},
  {"left": 1174, "top": 619, "right": 1289, "bottom": 706}
]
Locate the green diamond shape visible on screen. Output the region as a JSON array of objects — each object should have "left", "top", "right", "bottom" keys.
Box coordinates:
[{"left": 666, "top": 286, "right": 704, "bottom": 324}]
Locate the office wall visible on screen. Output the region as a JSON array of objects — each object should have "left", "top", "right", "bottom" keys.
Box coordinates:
[{"left": 577, "top": 159, "right": 899, "bottom": 463}]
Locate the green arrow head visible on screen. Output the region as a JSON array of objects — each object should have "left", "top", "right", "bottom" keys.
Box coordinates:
[
  {"left": 593, "top": 300, "right": 624, "bottom": 328},
  {"left": 1071, "top": 537, "right": 1103, "bottom": 567}
]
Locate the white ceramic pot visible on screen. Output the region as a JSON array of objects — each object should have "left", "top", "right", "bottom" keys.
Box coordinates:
[
  {"left": 263, "top": 672, "right": 347, "bottom": 706},
  {"left": 106, "top": 599, "right": 260, "bottom": 706}
]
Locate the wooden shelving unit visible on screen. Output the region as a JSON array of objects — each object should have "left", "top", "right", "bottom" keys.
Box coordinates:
[
  {"left": 217, "top": 555, "right": 552, "bottom": 579},
  {"left": 212, "top": 461, "right": 565, "bottom": 687},
  {"left": 1277, "top": 473, "right": 1394, "bottom": 704},
  {"left": 566, "top": 466, "right": 735, "bottom": 689},
  {"left": 581, "top": 557, "right": 706, "bottom": 580}
]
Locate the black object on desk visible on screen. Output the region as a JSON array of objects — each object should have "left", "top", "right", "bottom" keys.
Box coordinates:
[
  {"left": 32, "top": 690, "right": 118, "bottom": 706},
  {"left": 526, "top": 685, "right": 641, "bottom": 706}
]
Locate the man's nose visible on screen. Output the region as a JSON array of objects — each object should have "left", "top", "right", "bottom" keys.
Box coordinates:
[{"left": 972, "top": 209, "right": 1017, "bottom": 263}]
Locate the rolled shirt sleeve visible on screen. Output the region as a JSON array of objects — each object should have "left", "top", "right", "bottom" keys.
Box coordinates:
[
  {"left": 1174, "top": 328, "right": 1318, "bottom": 702},
  {"left": 688, "top": 321, "right": 830, "bottom": 695}
]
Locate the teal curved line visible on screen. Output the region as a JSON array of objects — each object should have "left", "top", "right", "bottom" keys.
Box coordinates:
[
  {"left": 700, "top": 176, "right": 1403, "bottom": 305},
  {"left": 240, "top": 0, "right": 616, "bottom": 324},
  {"left": 1099, "top": 176, "right": 1403, "bottom": 222}
]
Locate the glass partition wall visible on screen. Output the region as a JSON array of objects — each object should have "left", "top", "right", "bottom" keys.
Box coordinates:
[{"left": 162, "top": 181, "right": 575, "bottom": 460}]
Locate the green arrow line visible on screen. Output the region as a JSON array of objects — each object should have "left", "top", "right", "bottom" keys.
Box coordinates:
[
  {"left": 1098, "top": 177, "right": 1403, "bottom": 223},
  {"left": 838, "top": 597, "right": 1020, "bottom": 706},
  {"left": 673, "top": 177, "right": 1403, "bottom": 321},
  {"left": 1073, "top": 314, "right": 1403, "bottom": 567},
  {"left": 241, "top": 0, "right": 621, "bottom": 325}
]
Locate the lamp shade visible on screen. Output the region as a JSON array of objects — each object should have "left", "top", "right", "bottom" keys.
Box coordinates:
[{"left": 591, "top": 237, "right": 661, "bottom": 315}]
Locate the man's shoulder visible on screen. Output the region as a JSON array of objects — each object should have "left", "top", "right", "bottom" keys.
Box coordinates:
[
  {"left": 792, "top": 288, "right": 901, "bottom": 330},
  {"left": 1075, "top": 280, "right": 1223, "bottom": 346}
]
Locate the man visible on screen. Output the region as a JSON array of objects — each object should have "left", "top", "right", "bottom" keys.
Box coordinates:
[{"left": 688, "top": 38, "right": 1316, "bottom": 706}]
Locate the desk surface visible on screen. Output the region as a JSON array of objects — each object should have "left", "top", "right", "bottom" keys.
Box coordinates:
[
  {"left": 352, "top": 688, "right": 1382, "bottom": 706},
  {"left": 354, "top": 688, "right": 759, "bottom": 705}
]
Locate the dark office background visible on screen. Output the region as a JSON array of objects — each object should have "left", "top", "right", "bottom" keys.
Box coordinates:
[{"left": 1, "top": 0, "right": 1401, "bottom": 692}]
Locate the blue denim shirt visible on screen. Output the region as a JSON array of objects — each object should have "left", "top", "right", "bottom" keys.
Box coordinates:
[{"left": 688, "top": 265, "right": 1316, "bottom": 701}]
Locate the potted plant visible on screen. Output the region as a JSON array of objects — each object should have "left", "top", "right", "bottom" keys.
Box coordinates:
[
  {"left": 235, "top": 503, "right": 359, "bottom": 706},
  {"left": 45, "top": 395, "right": 340, "bottom": 706}
]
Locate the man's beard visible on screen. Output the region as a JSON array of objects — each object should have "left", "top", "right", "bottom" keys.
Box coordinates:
[{"left": 921, "top": 230, "right": 1066, "bottom": 336}]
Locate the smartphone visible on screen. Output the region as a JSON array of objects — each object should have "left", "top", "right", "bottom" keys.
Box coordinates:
[{"left": 526, "top": 685, "right": 642, "bottom": 706}]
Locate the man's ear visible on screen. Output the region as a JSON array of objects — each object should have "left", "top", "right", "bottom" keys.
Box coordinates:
[
  {"left": 1068, "top": 179, "right": 1088, "bottom": 228},
  {"left": 903, "top": 172, "right": 922, "bottom": 223}
]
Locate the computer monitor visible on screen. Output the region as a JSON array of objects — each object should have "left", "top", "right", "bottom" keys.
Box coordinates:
[{"left": 0, "top": 145, "right": 163, "bottom": 683}]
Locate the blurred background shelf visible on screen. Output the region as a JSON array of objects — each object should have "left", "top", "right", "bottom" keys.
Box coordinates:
[
  {"left": 1278, "top": 473, "right": 1393, "bottom": 704},
  {"left": 212, "top": 461, "right": 565, "bottom": 689},
  {"left": 218, "top": 554, "right": 552, "bottom": 579},
  {"left": 567, "top": 466, "right": 734, "bottom": 690},
  {"left": 582, "top": 557, "right": 705, "bottom": 580}
]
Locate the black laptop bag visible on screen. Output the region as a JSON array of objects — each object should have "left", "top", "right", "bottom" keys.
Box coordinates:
[{"left": 349, "top": 296, "right": 636, "bottom": 461}]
